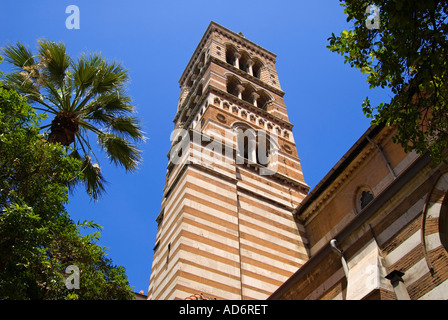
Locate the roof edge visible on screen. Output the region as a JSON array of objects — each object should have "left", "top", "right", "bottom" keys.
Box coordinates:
[{"left": 294, "top": 124, "right": 384, "bottom": 218}]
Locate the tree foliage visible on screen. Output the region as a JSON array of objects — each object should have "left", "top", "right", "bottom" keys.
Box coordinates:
[
  {"left": 2, "top": 40, "right": 144, "bottom": 199},
  {"left": 0, "top": 84, "right": 134, "bottom": 299},
  {"left": 328, "top": 0, "right": 448, "bottom": 162}
]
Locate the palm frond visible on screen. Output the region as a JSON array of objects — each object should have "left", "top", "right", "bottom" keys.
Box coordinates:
[
  {"left": 82, "top": 91, "right": 135, "bottom": 115},
  {"left": 4, "top": 72, "right": 40, "bottom": 97},
  {"left": 73, "top": 53, "right": 102, "bottom": 89},
  {"left": 80, "top": 154, "right": 107, "bottom": 201},
  {"left": 71, "top": 54, "right": 102, "bottom": 109},
  {"left": 82, "top": 103, "right": 143, "bottom": 141},
  {"left": 75, "top": 60, "right": 128, "bottom": 111},
  {"left": 109, "top": 116, "right": 144, "bottom": 140},
  {"left": 37, "top": 40, "right": 71, "bottom": 87},
  {"left": 3, "top": 73, "right": 60, "bottom": 115},
  {"left": 67, "top": 147, "right": 106, "bottom": 200},
  {"left": 42, "top": 80, "right": 66, "bottom": 111},
  {"left": 92, "top": 60, "right": 129, "bottom": 95},
  {"left": 77, "top": 119, "right": 104, "bottom": 136},
  {"left": 83, "top": 108, "right": 114, "bottom": 127},
  {"left": 98, "top": 132, "right": 142, "bottom": 172},
  {"left": 74, "top": 129, "right": 101, "bottom": 164},
  {"left": 2, "top": 42, "right": 35, "bottom": 69}
]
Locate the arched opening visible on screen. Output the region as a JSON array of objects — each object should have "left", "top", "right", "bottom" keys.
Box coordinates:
[
  {"left": 241, "top": 83, "right": 256, "bottom": 104},
  {"left": 252, "top": 58, "right": 263, "bottom": 79},
  {"left": 186, "top": 75, "right": 194, "bottom": 89},
  {"left": 233, "top": 123, "right": 277, "bottom": 168},
  {"left": 256, "top": 130, "right": 271, "bottom": 166},
  {"left": 195, "top": 83, "right": 203, "bottom": 99},
  {"left": 234, "top": 124, "right": 257, "bottom": 164},
  {"left": 198, "top": 51, "right": 206, "bottom": 66},
  {"left": 238, "top": 51, "right": 251, "bottom": 73},
  {"left": 226, "top": 75, "right": 241, "bottom": 97},
  {"left": 355, "top": 186, "right": 374, "bottom": 213},
  {"left": 192, "top": 64, "right": 200, "bottom": 79},
  {"left": 360, "top": 190, "right": 374, "bottom": 209},
  {"left": 225, "top": 45, "right": 238, "bottom": 66},
  {"left": 256, "top": 90, "right": 271, "bottom": 110}
]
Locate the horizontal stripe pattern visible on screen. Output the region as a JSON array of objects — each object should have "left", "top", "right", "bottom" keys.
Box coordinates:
[{"left": 148, "top": 157, "right": 308, "bottom": 299}]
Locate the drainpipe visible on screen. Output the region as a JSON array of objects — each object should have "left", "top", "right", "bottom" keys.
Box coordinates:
[
  {"left": 330, "top": 239, "right": 349, "bottom": 279},
  {"left": 366, "top": 136, "right": 397, "bottom": 180}
]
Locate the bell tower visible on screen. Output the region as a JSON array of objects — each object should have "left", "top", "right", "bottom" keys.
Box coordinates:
[{"left": 147, "top": 22, "right": 310, "bottom": 300}]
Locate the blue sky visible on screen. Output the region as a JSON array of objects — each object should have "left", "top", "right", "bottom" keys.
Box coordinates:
[{"left": 0, "top": 1, "right": 391, "bottom": 295}]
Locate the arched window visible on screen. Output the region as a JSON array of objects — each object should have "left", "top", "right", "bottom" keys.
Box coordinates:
[
  {"left": 199, "top": 51, "right": 206, "bottom": 65},
  {"left": 355, "top": 186, "right": 374, "bottom": 213},
  {"left": 238, "top": 52, "right": 251, "bottom": 73},
  {"left": 234, "top": 124, "right": 257, "bottom": 164},
  {"left": 225, "top": 45, "right": 238, "bottom": 66},
  {"left": 256, "top": 90, "right": 271, "bottom": 110},
  {"left": 256, "top": 130, "right": 273, "bottom": 166},
  {"left": 241, "top": 83, "right": 255, "bottom": 104},
  {"left": 252, "top": 58, "right": 263, "bottom": 79},
  {"left": 226, "top": 75, "right": 241, "bottom": 97},
  {"left": 234, "top": 124, "right": 277, "bottom": 168},
  {"left": 360, "top": 190, "right": 374, "bottom": 209},
  {"left": 192, "top": 64, "right": 200, "bottom": 81},
  {"left": 195, "top": 83, "right": 203, "bottom": 98}
]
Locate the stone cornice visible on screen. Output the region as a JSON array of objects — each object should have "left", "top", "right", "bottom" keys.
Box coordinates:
[
  {"left": 164, "top": 127, "right": 309, "bottom": 197},
  {"left": 207, "top": 86, "right": 294, "bottom": 130},
  {"left": 174, "top": 77, "right": 293, "bottom": 131},
  {"left": 210, "top": 22, "right": 277, "bottom": 62}
]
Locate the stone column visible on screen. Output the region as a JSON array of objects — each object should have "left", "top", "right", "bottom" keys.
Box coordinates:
[
  {"left": 247, "top": 59, "right": 254, "bottom": 76},
  {"left": 248, "top": 134, "right": 257, "bottom": 164},
  {"left": 385, "top": 270, "right": 411, "bottom": 300},
  {"left": 236, "top": 84, "right": 244, "bottom": 100},
  {"left": 234, "top": 53, "right": 241, "bottom": 69},
  {"left": 252, "top": 92, "right": 260, "bottom": 107}
]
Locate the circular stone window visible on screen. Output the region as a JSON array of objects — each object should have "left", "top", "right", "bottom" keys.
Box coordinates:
[
  {"left": 216, "top": 113, "right": 226, "bottom": 123},
  {"left": 283, "top": 144, "right": 292, "bottom": 153}
]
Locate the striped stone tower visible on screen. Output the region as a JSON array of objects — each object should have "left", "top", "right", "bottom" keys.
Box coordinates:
[{"left": 147, "top": 22, "right": 310, "bottom": 300}]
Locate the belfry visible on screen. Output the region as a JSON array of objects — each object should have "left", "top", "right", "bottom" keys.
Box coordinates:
[{"left": 147, "top": 22, "right": 309, "bottom": 300}]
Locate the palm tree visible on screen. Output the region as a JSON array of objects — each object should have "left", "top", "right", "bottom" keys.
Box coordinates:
[{"left": 2, "top": 40, "right": 144, "bottom": 200}]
